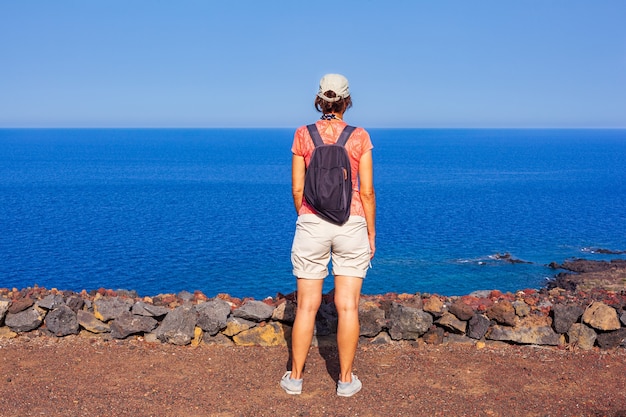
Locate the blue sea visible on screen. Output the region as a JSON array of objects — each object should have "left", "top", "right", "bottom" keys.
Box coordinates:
[{"left": 1, "top": 128, "right": 625, "bottom": 299}]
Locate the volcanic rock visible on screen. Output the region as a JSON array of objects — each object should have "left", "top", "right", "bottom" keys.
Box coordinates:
[
  {"left": 595, "top": 328, "right": 626, "bottom": 349},
  {"left": 367, "top": 331, "right": 392, "bottom": 345},
  {"left": 399, "top": 293, "right": 424, "bottom": 310},
  {"left": 222, "top": 317, "right": 256, "bottom": 337},
  {"left": 8, "top": 298, "right": 34, "bottom": 314},
  {"left": 423, "top": 295, "right": 445, "bottom": 317},
  {"left": 552, "top": 303, "right": 585, "bottom": 334},
  {"left": 567, "top": 323, "right": 597, "bottom": 350},
  {"left": 155, "top": 305, "right": 198, "bottom": 346},
  {"left": 558, "top": 259, "right": 626, "bottom": 273},
  {"left": 37, "top": 294, "right": 65, "bottom": 310},
  {"left": 467, "top": 314, "right": 490, "bottom": 340},
  {"left": 66, "top": 296, "right": 85, "bottom": 313},
  {"left": 468, "top": 290, "right": 493, "bottom": 299},
  {"left": 491, "top": 253, "right": 531, "bottom": 264},
  {"left": 177, "top": 290, "right": 194, "bottom": 301},
  {"left": 191, "top": 326, "right": 203, "bottom": 347},
  {"left": 584, "top": 248, "right": 626, "bottom": 254},
  {"left": 387, "top": 302, "right": 433, "bottom": 340},
  {"left": 512, "top": 300, "right": 530, "bottom": 317},
  {"left": 487, "top": 301, "right": 516, "bottom": 326},
  {"left": 487, "top": 324, "right": 560, "bottom": 346},
  {"left": 232, "top": 300, "right": 274, "bottom": 322},
  {"left": 0, "top": 298, "right": 10, "bottom": 324},
  {"left": 582, "top": 301, "right": 621, "bottom": 331},
  {"left": 232, "top": 322, "right": 286, "bottom": 347},
  {"left": 93, "top": 297, "right": 134, "bottom": 322},
  {"left": 110, "top": 311, "right": 158, "bottom": 339},
  {"left": 5, "top": 306, "right": 46, "bottom": 332},
  {"left": 131, "top": 302, "right": 170, "bottom": 318},
  {"left": 449, "top": 300, "right": 474, "bottom": 321},
  {"left": 315, "top": 302, "right": 338, "bottom": 336},
  {"left": 45, "top": 305, "right": 79, "bottom": 337},
  {"left": 436, "top": 312, "right": 467, "bottom": 334},
  {"left": 271, "top": 300, "right": 296, "bottom": 323},
  {"left": 359, "top": 300, "right": 386, "bottom": 337},
  {"left": 202, "top": 332, "right": 235, "bottom": 346},
  {"left": 195, "top": 298, "right": 231, "bottom": 335},
  {"left": 422, "top": 326, "right": 444, "bottom": 345},
  {"left": 0, "top": 327, "right": 17, "bottom": 338},
  {"left": 77, "top": 310, "right": 110, "bottom": 333},
  {"left": 112, "top": 289, "right": 139, "bottom": 298}
]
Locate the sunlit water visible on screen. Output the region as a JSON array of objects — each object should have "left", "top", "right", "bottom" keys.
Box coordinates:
[{"left": 1, "top": 128, "right": 625, "bottom": 298}]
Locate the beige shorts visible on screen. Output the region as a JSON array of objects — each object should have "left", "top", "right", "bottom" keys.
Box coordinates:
[{"left": 291, "top": 214, "right": 371, "bottom": 279}]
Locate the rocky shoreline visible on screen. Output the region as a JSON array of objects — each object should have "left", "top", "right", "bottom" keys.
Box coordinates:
[{"left": 2, "top": 258, "right": 625, "bottom": 351}]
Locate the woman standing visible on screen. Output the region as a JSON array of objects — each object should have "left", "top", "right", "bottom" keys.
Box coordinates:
[{"left": 281, "top": 74, "right": 376, "bottom": 397}]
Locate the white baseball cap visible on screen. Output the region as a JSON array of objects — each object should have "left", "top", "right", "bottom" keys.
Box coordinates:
[{"left": 317, "top": 74, "right": 350, "bottom": 102}]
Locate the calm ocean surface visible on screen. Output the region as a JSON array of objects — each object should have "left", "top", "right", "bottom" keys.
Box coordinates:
[{"left": 1, "top": 128, "right": 625, "bottom": 299}]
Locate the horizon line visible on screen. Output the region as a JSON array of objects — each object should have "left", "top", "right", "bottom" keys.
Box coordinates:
[{"left": 2, "top": 125, "right": 625, "bottom": 130}]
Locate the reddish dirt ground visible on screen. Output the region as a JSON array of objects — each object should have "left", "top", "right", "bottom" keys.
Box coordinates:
[{"left": 1, "top": 335, "right": 625, "bottom": 417}]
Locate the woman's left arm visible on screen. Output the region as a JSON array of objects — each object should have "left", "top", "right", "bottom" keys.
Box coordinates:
[
  {"left": 292, "top": 154, "right": 306, "bottom": 214},
  {"left": 359, "top": 150, "right": 376, "bottom": 258}
]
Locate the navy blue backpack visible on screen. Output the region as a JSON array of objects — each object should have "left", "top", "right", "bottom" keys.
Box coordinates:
[{"left": 303, "top": 124, "right": 356, "bottom": 225}]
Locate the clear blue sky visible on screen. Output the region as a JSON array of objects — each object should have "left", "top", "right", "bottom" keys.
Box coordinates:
[{"left": 1, "top": 1, "right": 625, "bottom": 128}]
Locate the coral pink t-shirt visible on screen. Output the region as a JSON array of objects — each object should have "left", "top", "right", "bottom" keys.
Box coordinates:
[{"left": 291, "top": 119, "right": 373, "bottom": 218}]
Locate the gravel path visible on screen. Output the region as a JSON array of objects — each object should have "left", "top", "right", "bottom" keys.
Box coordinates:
[{"left": 1, "top": 336, "right": 625, "bottom": 416}]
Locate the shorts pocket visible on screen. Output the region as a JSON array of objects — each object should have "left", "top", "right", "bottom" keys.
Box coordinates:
[{"left": 296, "top": 214, "right": 322, "bottom": 225}]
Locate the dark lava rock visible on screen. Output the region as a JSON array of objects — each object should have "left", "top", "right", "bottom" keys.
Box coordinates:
[
  {"left": 66, "top": 296, "right": 85, "bottom": 313},
  {"left": 552, "top": 303, "right": 584, "bottom": 334},
  {"left": 110, "top": 311, "right": 158, "bottom": 339},
  {"left": 547, "top": 272, "right": 579, "bottom": 291},
  {"left": 5, "top": 307, "right": 45, "bottom": 332},
  {"left": 596, "top": 328, "right": 626, "bottom": 349},
  {"left": 196, "top": 298, "right": 231, "bottom": 336},
  {"left": 585, "top": 248, "right": 626, "bottom": 255},
  {"left": 155, "top": 305, "right": 198, "bottom": 346},
  {"left": 132, "top": 302, "right": 170, "bottom": 318},
  {"left": 37, "top": 294, "right": 65, "bottom": 310},
  {"left": 387, "top": 302, "right": 433, "bottom": 341},
  {"left": 358, "top": 301, "right": 386, "bottom": 337},
  {"left": 315, "top": 303, "right": 338, "bottom": 337},
  {"left": 94, "top": 297, "right": 134, "bottom": 322},
  {"left": 232, "top": 300, "right": 274, "bottom": 322},
  {"left": 76, "top": 310, "right": 110, "bottom": 333},
  {"left": 45, "top": 305, "right": 79, "bottom": 337},
  {"left": 491, "top": 253, "right": 532, "bottom": 264},
  {"left": 556, "top": 259, "right": 626, "bottom": 274},
  {"left": 467, "top": 314, "right": 491, "bottom": 340}
]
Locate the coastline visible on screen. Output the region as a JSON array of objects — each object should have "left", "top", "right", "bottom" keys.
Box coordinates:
[{"left": 1, "top": 259, "right": 625, "bottom": 350}]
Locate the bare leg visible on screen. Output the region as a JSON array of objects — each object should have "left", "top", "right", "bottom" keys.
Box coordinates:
[
  {"left": 289, "top": 278, "right": 324, "bottom": 380},
  {"left": 334, "top": 275, "right": 363, "bottom": 383}
]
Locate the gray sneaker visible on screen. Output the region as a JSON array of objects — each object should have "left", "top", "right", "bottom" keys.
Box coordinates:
[
  {"left": 337, "top": 374, "right": 362, "bottom": 397},
  {"left": 280, "top": 371, "right": 303, "bottom": 395}
]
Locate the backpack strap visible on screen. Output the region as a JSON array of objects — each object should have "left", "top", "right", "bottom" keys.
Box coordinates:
[
  {"left": 306, "top": 124, "right": 324, "bottom": 147},
  {"left": 337, "top": 125, "right": 356, "bottom": 146},
  {"left": 306, "top": 124, "right": 356, "bottom": 148}
]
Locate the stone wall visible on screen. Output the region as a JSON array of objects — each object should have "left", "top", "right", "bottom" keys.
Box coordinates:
[{"left": 1, "top": 285, "right": 625, "bottom": 350}]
